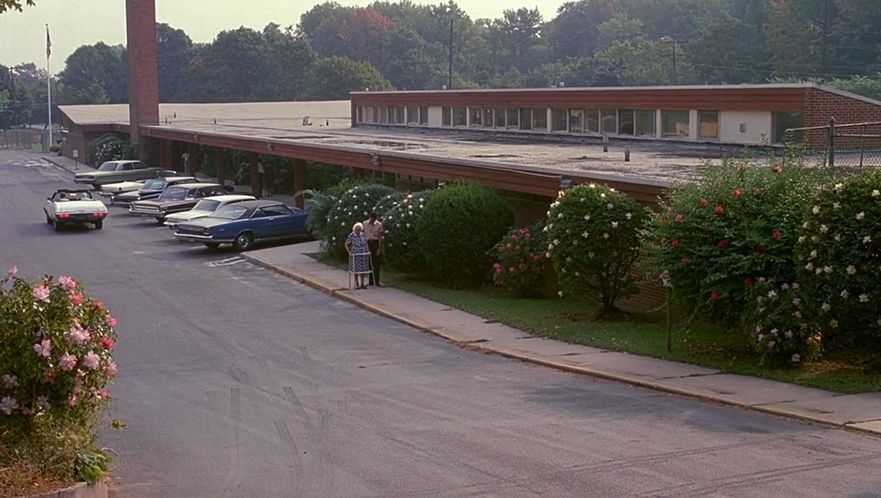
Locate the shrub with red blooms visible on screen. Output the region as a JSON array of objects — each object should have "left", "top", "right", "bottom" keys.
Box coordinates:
[
  {"left": 491, "top": 225, "right": 548, "bottom": 297},
  {"left": 647, "top": 158, "right": 830, "bottom": 326}
]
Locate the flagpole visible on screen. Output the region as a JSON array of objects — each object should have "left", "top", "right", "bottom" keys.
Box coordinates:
[{"left": 46, "top": 24, "right": 52, "bottom": 150}]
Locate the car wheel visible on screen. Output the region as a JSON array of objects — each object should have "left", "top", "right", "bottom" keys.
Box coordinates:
[
  {"left": 95, "top": 220, "right": 103, "bottom": 230},
  {"left": 155, "top": 217, "right": 165, "bottom": 223},
  {"left": 45, "top": 213, "right": 52, "bottom": 225},
  {"left": 232, "top": 232, "right": 253, "bottom": 252},
  {"left": 204, "top": 242, "right": 220, "bottom": 249},
  {"left": 53, "top": 221, "right": 62, "bottom": 232}
]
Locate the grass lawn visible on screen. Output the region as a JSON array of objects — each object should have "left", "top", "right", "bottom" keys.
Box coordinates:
[{"left": 311, "top": 254, "right": 881, "bottom": 394}]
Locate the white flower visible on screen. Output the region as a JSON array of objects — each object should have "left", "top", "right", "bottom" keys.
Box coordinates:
[
  {"left": 809, "top": 250, "right": 817, "bottom": 259},
  {"left": 821, "top": 302, "right": 831, "bottom": 312},
  {"left": 0, "top": 396, "right": 18, "bottom": 415},
  {"left": 589, "top": 183, "right": 596, "bottom": 189},
  {"left": 611, "top": 221, "right": 619, "bottom": 228},
  {"left": 557, "top": 213, "right": 564, "bottom": 219},
  {"left": 815, "top": 267, "right": 823, "bottom": 275},
  {"left": 625, "top": 212, "right": 632, "bottom": 220},
  {"left": 859, "top": 294, "right": 869, "bottom": 303},
  {"left": 804, "top": 262, "right": 814, "bottom": 271},
  {"left": 581, "top": 231, "right": 589, "bottom": 238},
  {"left": 840, "top": 289, "right": 849, "bottom": 299},
  {"left": 784, "top": 330, "right": 793, "bottom": 339},
  {"left": 588, "top": 252, "right": 595, "bottom": 258},
  {"left": 791, "top": 353, "right": 801, "bottom": 363},
  {"left": 583, "top": 214, "right": 591, "bottom": 221},
  {"left": 798, "top": 236, "right": 805, "bottom": 243},
  {"left": 812, "top": 205, "right": 821, "bottom": 215},
  {"left": 833, "top": 202, "right": 840, "bottom": 210},
  {"left": 873, "top": 190, "right": 880, "bottom": 198},
  {"left": 863, "top": 236, "right": 872, "bottom": 244},
  {"left": 770, "top": 328, "right": 779, "bottom": 335},
  {"left": 834, "top": 234, "right": 841, "bottom": 242},
  {"left": 856, "top": 212, "right": 865, "bottom": 221},
  {"left": 606, "top": 203, "right": 614, "bottom": 210},
  {"left": 1, "top": 374, "right": 18, "bottom": 389},
  {"left": 792, "top": 297, "right": 801, "bottom": 306},
  {"left": 600, "top": 193, "right": 606, "bottom": 199},
  {"left": 602, "top": 233, "right": 610, "bottom": 239},
  {"left": 781, "top": 283, "right": 790, "bottom": 290},
  {"left": 819, "top": 224, "right": 829, "bottom": 233},
  {"left": 767, "top": 290, "right": 778, "bottom": 300},
  {"left": 553, "top": 239, "right": 560, "bottom": 246},
  {"left": 847, "top": 265, "right": 857, "bottom": 275},
  {"left": 834, "top": 183, "right": 844, "bottom": 192}
]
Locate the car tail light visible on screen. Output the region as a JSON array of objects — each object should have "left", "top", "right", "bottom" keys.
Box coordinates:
[
  {"left": 57, "top": 213, "right": 70, "bottom": 219},
  {"left": 94, "top": 212, "right": 106, "bottom": 218}
]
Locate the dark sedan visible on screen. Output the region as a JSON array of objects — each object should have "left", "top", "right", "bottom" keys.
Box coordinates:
[
  {"left": 111, "top": 176, "right": 197, "bottom": 205},
  {"left": 128, "top": 183, "right": 229, "bottom": 222},
  {"left": 174, "top": 200, "right": 308, "bottom": 251}
]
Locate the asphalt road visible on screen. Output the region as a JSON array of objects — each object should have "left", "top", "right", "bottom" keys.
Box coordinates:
[{"left": 2, "top": 150, "right": 881, "bottom": 498}]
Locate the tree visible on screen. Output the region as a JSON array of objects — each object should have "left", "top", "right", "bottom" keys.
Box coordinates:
[
  {"left": 593, "top": 16, "right": 691, "bottom": 85},
  {"left": 495, "top": 8, "right": 548, "bottom": 74},
  {"left": 688, "top": 11, "right": 769, "bottom": 83},
  {"left": 380, "top": 26, "right": 446, "bottom": 90},
  {"left": 305, "top": 56, "right": 394, "bottom": 100},
  {"left": 57, "top": 43, "right": 127, "bottom": 104},
  {"left": 545, "top": 0, "right": 616, "bottom": 61},
  {"left": 184, "top": 27, "right": 272, "bottom": 102},
  {"left": 261, "top": 23, "right": 316, "bottom": 100},
  {"left": 157, "top": 23, "right": 194, "bottom": 102},
  {"left": 0, "top": 0, "right": 34, "bottom": 13}
]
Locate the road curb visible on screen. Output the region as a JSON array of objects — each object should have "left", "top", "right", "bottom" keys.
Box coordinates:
[
  {"left": 243, "top": 253, "right": 881, "bottom": 438},
  {"left": 20, "top": 481, "right": 108, "bottom": 498}
]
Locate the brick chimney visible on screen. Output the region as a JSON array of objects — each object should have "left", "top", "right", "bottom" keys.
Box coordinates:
[{"left": 125, "top": 0, "right": 160, "bottom": 161}]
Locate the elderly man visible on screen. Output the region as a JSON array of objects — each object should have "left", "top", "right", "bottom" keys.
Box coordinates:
[{"left": 363, "top": 211, "right": 384, "bottom": 287}]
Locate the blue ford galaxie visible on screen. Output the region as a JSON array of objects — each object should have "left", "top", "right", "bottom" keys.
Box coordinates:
[{"left": 173, "top": 199, "right": 308, "bottom": 251}]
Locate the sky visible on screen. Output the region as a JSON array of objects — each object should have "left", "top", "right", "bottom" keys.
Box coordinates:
[{"left": 0, "top": 0, "right": 567, "bottom": 71}]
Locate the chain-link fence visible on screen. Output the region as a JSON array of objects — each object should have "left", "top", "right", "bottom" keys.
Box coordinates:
[
  {"left": 786, "top": 120, "right": 881, "bottom": 173},
  {"left": 0, "top": 129, "right": 51, "bottom": 152}
]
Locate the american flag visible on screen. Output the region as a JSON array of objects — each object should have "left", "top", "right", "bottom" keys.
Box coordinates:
[{"left": 46, "top": 25, "right": 51, "bottom": 58}]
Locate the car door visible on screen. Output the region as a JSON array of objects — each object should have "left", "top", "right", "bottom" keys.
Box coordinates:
[
  {"left": 247, "top": 207, "right": 274, "bottom": 239},
  {"left": 270, "top": 205, "right": 306, "bottom": 237}
]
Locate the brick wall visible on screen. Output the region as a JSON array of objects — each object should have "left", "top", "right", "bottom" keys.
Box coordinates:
[
  {"left": 125, "top": 0, "right": 159, "bottom": 158},
  {"left": 803, "top": 88, "right": 881, "bottom": 149}
]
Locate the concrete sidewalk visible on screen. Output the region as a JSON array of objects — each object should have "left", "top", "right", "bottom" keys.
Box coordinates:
[
  {"left": 244, "top": 240, "right": 881, "bottom": 436},
  {"left": 43, "top": 153, "right": 95, "bottom": 173}
]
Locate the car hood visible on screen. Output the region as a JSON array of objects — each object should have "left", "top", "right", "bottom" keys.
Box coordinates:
[
  {"left": 164, "top": 209, "right": 213, "bottom": 222},
  {"left": 54, "top": 200, "right": 108, "bottom": 213}
]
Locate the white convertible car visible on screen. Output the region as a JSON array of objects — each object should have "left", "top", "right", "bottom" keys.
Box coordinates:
[
  {"left": 44, "top": 189, "right": 108, "bottom": 231},
  {"left": 164, "top": 194, "right": 255, "bottom": 231}
]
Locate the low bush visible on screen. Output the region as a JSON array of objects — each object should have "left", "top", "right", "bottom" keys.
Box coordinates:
[
  {"left": 0, "top": 269, "right": 117, "bottom": 492},
  {"left": 324, "top": 184, "right": 395, "bottom": 258},
  {"left": 416, "top": 183, "right": 514, "bottom": 287},
  {"left": 795, "top": 171, "right": 881, "bottom": 348},
  {"left": 746, "top": 279, "right": 823, "bottom": 366},
  {"left": 491, "top": 225, "right": 549, "bottom": 297},
  {"left": 545, "top": 183, "right": 648, "bottom": 313},
  {"left": 383, "top": 190, "right": 435, "bottom": 272},
  {"left": 89, "top": 133, "right": 132, "bottom": 166},
  {"left": 648, "top": 159, "right": 828, "bottom": 325}
]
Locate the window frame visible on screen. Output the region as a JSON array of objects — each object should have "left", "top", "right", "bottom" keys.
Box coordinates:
[
  {"left": 551, "top": 108, "right": 568, "bottom": 133},
  {"left": 661, "top": 110, "right": 690, "bottom": 138}
]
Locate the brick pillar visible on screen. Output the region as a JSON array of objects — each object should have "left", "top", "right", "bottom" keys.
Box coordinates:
[
  {"left": 293, "top": 158, "right": 306, "bottom": 208},
  {"left": 125, "top": 0, "right": 160, "bottom": 161},
  {"left": 249, "top": 153, "right": 260, "bottom": 197}
]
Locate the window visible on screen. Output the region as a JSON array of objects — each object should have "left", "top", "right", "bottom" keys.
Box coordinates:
[
  {"left": 506, "top": 108, "right": 519, "bottom": 128},
  {"left": 618, "top": 109, "right": 635, "bottom": 135},
  {"left": 122, "top": 163, "right": 134, "bottom": 171},
  {"left": 551, "top": 108, "right": 568, "bottom": 132},
  {"left": 519, "top": 108, "right": 533, "bottom": 130},
  {"left": 262, "top": 205, "right": 291, "bottom": 216},
  {"left": 494, "top": 108, "right": 506, "bottom": 127},
  {"left": 772, "top": 111, "right": 802, "bottom": 144},
  {"left": 406, "top": 105, "right": 418, "bottom": 125},
  {"left": 357, "top": 106, "right": 364, "bottom": 123},
  {"left": 442, "top": 107, "right": 451, "bottom": 127},
  {"left": 600, "top": 109, "right": 617, "bottom": 134},
  {"left": 395, "top": 106, "right": 405, "bottom": 124},
  {"left": 661, "top": 110, "right": 690, "bottom": 137},
  {"left": 568, "top": 109, "right": 584, "bottom": 134},
  {"left": 452, "top": 107, "right": 467, "bottom": 126},
  {"left": 586, "top": 109, "right": 600, "bottom": 133},
  {"left": 468, "top": 107, "right": 482, "bottom": 127},
  {"left": 419, "top": 107, "right": 428, "bottom": 125},
  {"left": 482, "top": 108, "right": 494, "bottom": 128},
  {"left": 635, "top": 110, "right": 657, "bottom": 137},
  {"left": 532, "top": 108, "right": 548, "bottom": 131},
  {"left": 379, "top": 107, "right": 389, "bottom": 124},
  {"left": 364, "top": 106, "right": 374, "bottom": 123},
  {"left": 698, "top": 111, "right": 719, "bottom": 139}
]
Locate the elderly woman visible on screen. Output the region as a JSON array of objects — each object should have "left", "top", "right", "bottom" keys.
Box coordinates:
[{"left": 345, "top": 222, "right": 371, "bottom": 289}]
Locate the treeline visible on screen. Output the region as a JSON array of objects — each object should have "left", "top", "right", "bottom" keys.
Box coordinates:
[{"left": 2, "top": 0, "right": 881, "bottom": 125}]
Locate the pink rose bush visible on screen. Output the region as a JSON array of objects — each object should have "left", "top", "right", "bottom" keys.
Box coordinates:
[
  {"left": 0, "top": 271, "right": 117, "bottom": 424},
  {"left": 490, "top": 225, "right": 549, "bottom": 297}
]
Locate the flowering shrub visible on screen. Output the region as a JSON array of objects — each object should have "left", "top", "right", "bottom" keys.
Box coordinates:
[
  {"left": 648, "top": 159, "right": 827, "bottom": 324},
  {"left": 491, "top": 225, "right": 549, "bottom": 297},
  {"left": 746, "top": 279, "right": 822, "bottom": 366},
  {"left": 383, "top": 189, "right": 435, "bottom": 272},
  {"left": 373, "top": 191, "right": 405, "bottom": 220},
  {"left": 324, "top": 183, "right": 395, "bottom": 259},
  {"left": 545, "top": 183, "right": 648, "bottom": 312},
  {"left": 795, "top": 171, "right": 881, "bottom": 346},
  {"left": 0, "top": 268, "right": 117, "bottom": 486},
  {"left": 416, "top": 183, "right": 514, "bottom": 287},
  {"left": 89, "top": 133, "right": 132, "bottom": 166},
  {"left": 304, "top": 180, "right": 361, "bottom": 240}
]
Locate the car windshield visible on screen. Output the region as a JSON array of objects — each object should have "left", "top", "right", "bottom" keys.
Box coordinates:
[
  {"left": 56, "top": 191, "right": 92, "bottom": 201},
  {"left": 159, "top": 187, "right": 189, "bottom": 200},
  {"left": 97, "top": 162, "right": 119, "bottom": 172},
  {"left": 142, "top": 179, "right": 166, "bottom": 190},
  {"left": 212, "top": 205, "right": 249, "bottom": 220},
  {"left": 193, "top": 200, "right": 220, "bottom": 212}
]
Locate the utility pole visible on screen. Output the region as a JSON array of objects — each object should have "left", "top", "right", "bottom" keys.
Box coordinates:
[
  {"left": 661, "top": 37, "right": 678, "bottom": 85},
  {"left": 448, "top": 16, "right": 454, "bottom": 89},
  {"left": 821, "top": 0, "right": 830, "bottom": 79}
]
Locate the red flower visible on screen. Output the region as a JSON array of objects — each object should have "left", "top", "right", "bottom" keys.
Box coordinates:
[
  {"left": 680, "top": 256, "right": 689, "bottom": 265},
  {"left": 709, "top": 291, "right": 721, "bottom": 301},
  {"left": 717, "top": 239, "right": 729, "bottom": 249},
  {"left": 755, "top": 244, "right": 765, "bottom": 253},
  {"left": 733, "top": 188, "right": 743, "bottom": 199},
  {"left": 674, "top": 214, "right": 685, "bottom": 223},
  {"left": 772, "top": 164, "right": 782, "bottom": 174},
  {"left": 771, "top": 229, "right": 782, "bottom": 240},
  {"left": 699, "top": 198, "right": 709, "bottom": 207},
  {"left": 714, "top": 204, "right": 725, "bottom": 216},
  {"left": 743, "top": 277, "right": 754, "bottom": 287},
  {"left": 69, "top": 293, "right": 83, "bottom": 306},
  {"left": 671, "top": 239, "right": 682, "bottom": 249},
  {"left": 100, "top": 337, "right": 115, "bottom": 351}
]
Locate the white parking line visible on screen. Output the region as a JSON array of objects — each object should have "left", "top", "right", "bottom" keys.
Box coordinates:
[{"left": 206, "top": 257, "right": 246, "bottom": 268}]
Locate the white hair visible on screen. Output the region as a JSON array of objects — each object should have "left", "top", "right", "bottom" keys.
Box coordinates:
[{"left": 353, "top": 222, "right": 364, "bottom": 231}]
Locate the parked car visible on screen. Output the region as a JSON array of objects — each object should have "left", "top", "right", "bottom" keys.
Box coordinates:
[
  {"left": 74, "top": 160, "right": 177, "bottom": 188},
  {"left": 44, "top": 189, "right": 108, "bottom": 231},
  {"left": 112, "top": 176, "right": 197, "bottom": 205},
  {"left": 99, "top": 179, "right": 147, "bottom": 200},
  {"left": 174, "top": 200, "right": 308, "bottom": 251},
  {"left": 128, "top": 183, "right": 229, "bottom": 222},
  {"left": 164, "top": 194, "right": 256, "bottom": 231}
]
